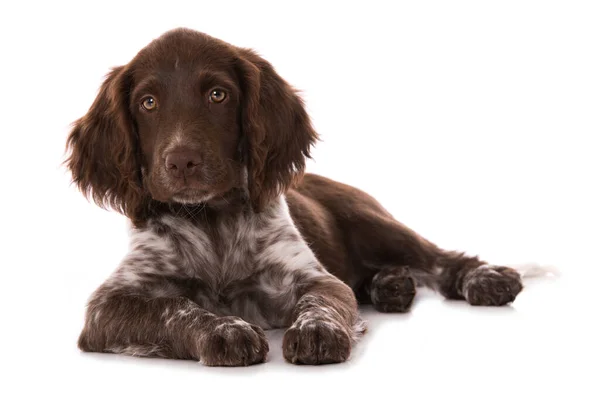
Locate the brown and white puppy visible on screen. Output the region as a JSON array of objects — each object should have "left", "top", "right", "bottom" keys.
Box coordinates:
[{"left": 67, "top": 28, "right": 528, "bottom": 366}]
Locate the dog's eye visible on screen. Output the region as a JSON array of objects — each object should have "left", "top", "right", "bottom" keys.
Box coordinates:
[
  {"left": 209, "top": 89, "right": 227, "bottom": 103},
  {"left": 141, "top": 96, "right": 157, "bottom": 111}
]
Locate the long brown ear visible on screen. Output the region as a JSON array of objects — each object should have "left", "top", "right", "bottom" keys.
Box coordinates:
[
  {"left": 65, "top": 66, "right": 146, "bottom": 222},
  {"left": 237, "top": 49, "right": 318, "bottom": 211}
]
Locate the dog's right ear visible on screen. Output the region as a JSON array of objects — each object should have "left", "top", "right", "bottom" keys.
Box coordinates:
[{"left": 65, "top": 66, "right": 146, "bottom": 222}]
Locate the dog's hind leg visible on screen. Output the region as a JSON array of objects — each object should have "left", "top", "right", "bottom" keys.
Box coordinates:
[{"left": 345, "top": 210, "right": 524, "bottom": 308}]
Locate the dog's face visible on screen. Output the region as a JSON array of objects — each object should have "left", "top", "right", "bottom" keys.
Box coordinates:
[
  {"left": 131, "top": 36, "right": 243, "bottom": 204},
  {"left": 66, "top": 29, "right": 318, "bottom": 222}
]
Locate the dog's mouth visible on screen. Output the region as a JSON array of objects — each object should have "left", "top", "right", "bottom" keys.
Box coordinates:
[{"left": 171, "top": 188, "right": 216, "bottom": 204}]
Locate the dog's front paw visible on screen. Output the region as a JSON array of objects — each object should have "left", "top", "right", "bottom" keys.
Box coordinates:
[
  {"left": 283, "top": 317, "right": 351, "bottom": 365},
  {"left": 198, "top": 317, "right": 268, "bottom": 366},
  {"left": 463, "top": 265, "right": 523, "bottom": 306}
]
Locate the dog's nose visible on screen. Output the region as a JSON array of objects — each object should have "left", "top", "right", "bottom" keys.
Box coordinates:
[{"left": 165, "top": 150, "right": 201, "bottom": 178}]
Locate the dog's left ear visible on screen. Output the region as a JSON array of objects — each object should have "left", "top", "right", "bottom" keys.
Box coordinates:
[{"left": 236, "top": 48, "right": 318, "bottom": 212}]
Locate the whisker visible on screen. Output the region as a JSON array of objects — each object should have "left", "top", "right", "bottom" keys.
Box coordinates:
[{"left": 190, "top": 204, "right": 205, "bottom": 220}]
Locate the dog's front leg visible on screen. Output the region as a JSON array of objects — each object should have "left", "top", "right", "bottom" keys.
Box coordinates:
[
  {"left": 282, "top": 274, "right": 364, "bottom": 365},
  {"left": 79, "top": 287, "right": 269, "bottom": 366}
]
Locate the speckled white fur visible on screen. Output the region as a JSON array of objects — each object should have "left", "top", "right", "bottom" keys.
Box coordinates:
[{"left": 95, "top": 195, "right": 335, "bottom": 329}]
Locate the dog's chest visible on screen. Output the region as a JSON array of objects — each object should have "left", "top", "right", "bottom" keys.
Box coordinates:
[
  {"left": 210, "top": 217, "right": 262, "bottom": 284},
  {"left": 144, "top": 200, "right": 307, "bottom": 328},
  {"left": 171, "top": 212, "right": 268, "bottom": 289}
]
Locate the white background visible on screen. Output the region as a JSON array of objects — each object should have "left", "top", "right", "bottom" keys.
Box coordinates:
[{"left": 1, "top": 1, "right": 599, "bottom": 399}]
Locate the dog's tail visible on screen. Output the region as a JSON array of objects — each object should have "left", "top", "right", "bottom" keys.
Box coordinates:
[{"left": 510, "top": 262, "right": 560, "bottom": 279}]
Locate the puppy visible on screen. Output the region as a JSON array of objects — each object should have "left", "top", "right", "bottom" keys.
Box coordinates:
[{"left": 67, "top": 28, "right": 527, "bottom": 366}]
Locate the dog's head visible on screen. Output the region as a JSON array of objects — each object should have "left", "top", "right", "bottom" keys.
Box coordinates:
[{"left": 66, "top": 28, "right": 317, "bottom": 222}]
